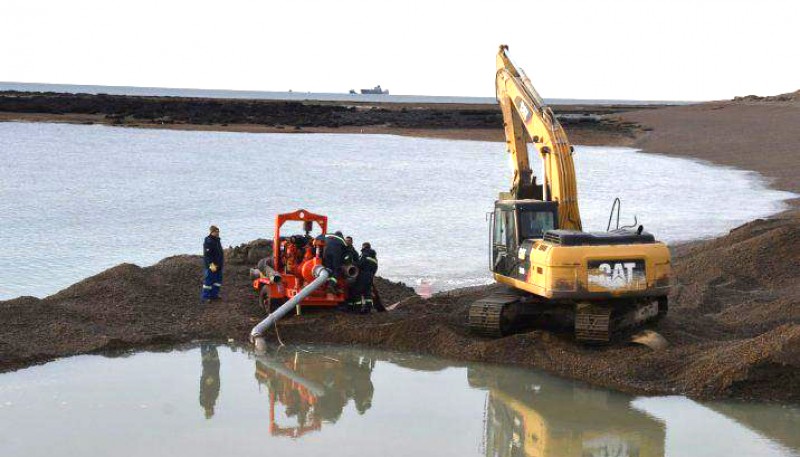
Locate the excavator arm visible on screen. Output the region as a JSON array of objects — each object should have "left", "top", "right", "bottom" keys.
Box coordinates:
[{"left": 495, "top": 45, "right": 582, "bottom": 231}]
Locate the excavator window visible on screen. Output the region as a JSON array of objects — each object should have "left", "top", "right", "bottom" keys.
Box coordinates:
[
  {"left": 493, "top": 209, "right": 517, "bottom": 248},
  {"left": 519, "top": 210, "right": 555, "bottom": 239},
  {"left": 492, "top": 208, "right": 518, "bottom": 275},
  {"left": 504, "top": 211, "right": 517, "bottom": 246},
  {"left": 493, "top": 208, "right": 507, "bottom": 246}
]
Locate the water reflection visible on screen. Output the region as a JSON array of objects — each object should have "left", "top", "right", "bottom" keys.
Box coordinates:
[
  {"left": 706, "top": 402, "right": 800, "bottom": 451},
  {"left": 467, "top": 365, "right": 665, "bottom": 457},
  {"left": 1, "top": 345, "right": 797, "bottom": 457},
  {"left": 252, "top": 349, "right": 375, "bottom": 438},
  {"left": 244, "top": 347, "right": 667, "bottom": 456},
  {"left": 199, "top": 344, "right": 221, "bottom": 419}
]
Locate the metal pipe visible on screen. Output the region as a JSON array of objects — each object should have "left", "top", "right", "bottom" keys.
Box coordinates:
[
  {"left": 250, "top": 268, "right": 281, "bottom": 284},
  {"left": 342, "top": 263, "right": 359, "bottom": 284},
  {"left": 251, "top": 262, "right": 282, "bottom": 283},
  {"left": 250, "top": 265, "right": 330, "bottom": 339},
  {"left": 263, "top": 264, "right": 282, "bottom": 283}
]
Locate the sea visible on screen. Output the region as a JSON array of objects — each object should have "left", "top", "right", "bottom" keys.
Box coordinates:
[{"left": 0, "top": 122, "right": 793, "bottom": 299}]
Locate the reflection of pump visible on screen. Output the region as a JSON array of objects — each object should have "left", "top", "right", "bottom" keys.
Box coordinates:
[
  {"left": 253, "top": 349, "right": 375, "bottom": 438},
  {"left": 199, "top": 344, "right": 220, "bottom": 419},
  {"left": 468, "top": 365, "right": 665, "bottom": 457}
]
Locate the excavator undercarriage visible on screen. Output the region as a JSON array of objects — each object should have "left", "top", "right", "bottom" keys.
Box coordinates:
[{"left": 468, "top": 288, "right": 668, "bottom": 342}]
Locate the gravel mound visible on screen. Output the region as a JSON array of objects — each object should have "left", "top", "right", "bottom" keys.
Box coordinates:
[
  {"left": 733, "top": 90, "right": 800, "bottom": 102},
  {"left": 2, "top": 218, "right": 798, "bottom": 402}
]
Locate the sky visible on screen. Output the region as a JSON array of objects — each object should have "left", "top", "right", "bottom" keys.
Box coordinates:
[{"left": 2, "top": 0, "right": 798, "bottom": 101}]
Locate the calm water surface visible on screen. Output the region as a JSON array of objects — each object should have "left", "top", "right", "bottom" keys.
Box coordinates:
[
  {"left": 0, "top": 122, "right": 794, "bottom": 299},
  {"left": 0, "top": 345, "right": 797, "bottom": 457}
]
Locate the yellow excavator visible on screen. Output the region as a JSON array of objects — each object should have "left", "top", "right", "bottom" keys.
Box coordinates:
[{"left": 468, "top": 46, "right": 671, "bottom": 342}]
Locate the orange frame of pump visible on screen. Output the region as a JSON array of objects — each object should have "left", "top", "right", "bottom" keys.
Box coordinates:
[
  {"left": 254, "top": 363, "right": 323, "bottom": 438},
  {"left": 252, "top": 209, "right": 347, "bottom": 308}
]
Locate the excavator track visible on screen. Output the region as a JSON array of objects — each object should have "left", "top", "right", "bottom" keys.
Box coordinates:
[
  {"left": 470, "top": 292, "right": 668, "bottom": 343},
  {"left": 575, "top": 298, "right": 668, "bottom": 343},
  {"left": 468, "top": 293, "right": 523, "bottom": 337},
  {"left": 574, "top": 304, "right": 613, "bottom": 342}
]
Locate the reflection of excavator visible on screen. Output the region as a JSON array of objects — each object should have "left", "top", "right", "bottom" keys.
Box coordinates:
[
  {"left": 468, "top": 46, "right": 671, "bottom": 342},
  {"left": 253, "top": 349, "right": 375, "bottom": 438},
  {"left": 468, "top": 365, "right": 665, "bottom": 457}
]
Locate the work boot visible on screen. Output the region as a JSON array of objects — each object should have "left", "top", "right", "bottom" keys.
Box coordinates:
[
  {"left": 199, "top": 298, "right": 211, "bottom": 305},
  {"left": 210, "top": 297, "right": 222, "bottom": 302},
  {"left": 337, "top": 302, "right": 355, "bottom": 313},
  {"left": 349, "top": 297, "right": 367, "bottom": 313},
  {"left": 358, "top": 298, "right": 372, "bottom": 314}
]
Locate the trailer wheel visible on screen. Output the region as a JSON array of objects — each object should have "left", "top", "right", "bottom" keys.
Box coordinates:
[{"left": 258, "top": 287, "right": 285, "bottom": 314}]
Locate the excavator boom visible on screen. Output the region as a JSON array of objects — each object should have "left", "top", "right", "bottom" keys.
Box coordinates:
[{"left": 495, "top": 45, "right": 582, "bottom": 231}]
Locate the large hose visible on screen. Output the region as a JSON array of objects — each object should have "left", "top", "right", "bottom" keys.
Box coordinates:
[
  {"left": 253, "top": 354, "right": 327, "bottom": 397},
  {"left": 251, "top": 265, "right": 330, "bottom": 340}
]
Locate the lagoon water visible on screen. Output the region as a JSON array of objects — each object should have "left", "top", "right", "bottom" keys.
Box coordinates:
[
  {"left": 0, "top": 345, "right": 797, "bottom": 457},
  {"left": 0, "top": 122, "right": 794, "bottom": 299}
]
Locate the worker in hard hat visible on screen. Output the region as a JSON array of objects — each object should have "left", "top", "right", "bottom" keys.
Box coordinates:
[
  {"left": 323, "top": 231, "right": 347, "bottom": 292},
  {"left": 355, "top": 242, "right": 379, "bottom": 314},
  {"left": 201, "top": 225, "right": 224, "bottom": 304}
]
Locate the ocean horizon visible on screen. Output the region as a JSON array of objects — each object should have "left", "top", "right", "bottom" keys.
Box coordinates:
[{"left": 0, "top": 81, "right": 693, "bottom": 106}]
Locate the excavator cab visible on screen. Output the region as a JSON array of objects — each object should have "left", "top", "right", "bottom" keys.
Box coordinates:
[{"left": 491, "top": 200, "right": 558, "bottom": 277}]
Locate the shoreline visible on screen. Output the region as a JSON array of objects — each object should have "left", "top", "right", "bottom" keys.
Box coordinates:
[
  {"left": 1, "top": 95, "right": 798, "bottom": 403},
  {"left": 0, "top": 112, "right": 637, "bottom": 146},
  {"left": 0, "top": 90, "right": 653, "bottom": 146}
]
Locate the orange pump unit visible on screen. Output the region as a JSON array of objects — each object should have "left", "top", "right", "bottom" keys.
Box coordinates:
[{"left": 252, "top": 209, "right": 351, "bottom": 312}]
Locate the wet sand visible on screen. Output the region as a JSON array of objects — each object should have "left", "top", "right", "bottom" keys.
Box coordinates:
[{"left": 621, "top": 96, "right": 800, "bottom": 196}]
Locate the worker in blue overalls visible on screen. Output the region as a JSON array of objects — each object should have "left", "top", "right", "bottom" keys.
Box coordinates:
[{"left": 201, "top": 225, "right": 224, "bottom": 304}]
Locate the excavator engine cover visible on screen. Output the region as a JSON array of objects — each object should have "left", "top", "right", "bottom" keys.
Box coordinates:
[{"left": 543, "top": 229, "right": 656, "bottom": 246}]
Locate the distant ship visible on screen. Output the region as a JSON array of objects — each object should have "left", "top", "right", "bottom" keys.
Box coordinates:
[{"left": 349, "top": 85, "right": 389, "bottom": 95}]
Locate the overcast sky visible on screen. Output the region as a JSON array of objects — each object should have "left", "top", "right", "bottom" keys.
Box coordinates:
[{"left": 2, "top": 0, "right": 797, "bottom": 101}]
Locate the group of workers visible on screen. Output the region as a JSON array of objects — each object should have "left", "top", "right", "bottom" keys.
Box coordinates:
[
  {"left": 200, "top": 225, "right": 383, "bottom": 314},
  {"left": 320, "top": 230, "right": 383, "bottom": 314}
]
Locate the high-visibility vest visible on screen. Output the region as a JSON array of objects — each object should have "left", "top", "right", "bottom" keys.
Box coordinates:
[{"left": 325, "top": 234, "right": 346, "bottom": 244}]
